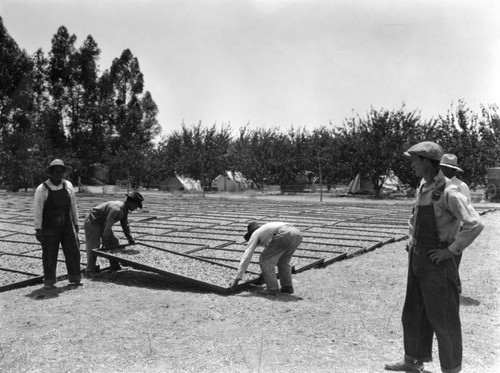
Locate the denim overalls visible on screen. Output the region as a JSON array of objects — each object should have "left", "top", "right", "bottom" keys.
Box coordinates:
[{"left": 401, "top": 187, "right": 462, "bottom": 373}]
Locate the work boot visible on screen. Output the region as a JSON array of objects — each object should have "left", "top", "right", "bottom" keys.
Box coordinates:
[
  {"left": 385, "top": 359, "right": 424, "bottom": 372},
  {"left": 280, "top": 286, "right": 294, "bottom": 294},
  {"left": 256, "top": 288, "right": 280, "bottom": 296},
  {"left": 109, "top": 261, "right": 122, "bottom": 271}
]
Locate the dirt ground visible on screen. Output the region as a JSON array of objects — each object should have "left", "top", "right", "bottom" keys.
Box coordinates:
[{"left": 0, "top": 193, "right": 499, "bottom": 373}]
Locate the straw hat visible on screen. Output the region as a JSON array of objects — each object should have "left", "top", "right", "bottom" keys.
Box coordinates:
[
  {"left": 440, "top": 154, "right": 463, "bottom": 172},
  {"left": 44, "top": 159, "right": 72, "bottom": 175}
]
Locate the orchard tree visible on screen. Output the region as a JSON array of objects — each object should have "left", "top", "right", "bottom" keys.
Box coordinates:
[{"left": 335, "top": 105, "right": 426, "bottom": 193}]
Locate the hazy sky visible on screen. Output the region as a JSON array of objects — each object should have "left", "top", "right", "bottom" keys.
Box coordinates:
[{"left": 2, "top": 0, "right": 499, "bottom": 137}]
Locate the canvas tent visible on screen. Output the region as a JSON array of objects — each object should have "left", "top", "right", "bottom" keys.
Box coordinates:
[
  {"left": 160, "top": 175, "right": 202, "bottom": 192},
  {"left": 347, "top": 172, "right": 402, "bottom": 194},
  {"left": 212, "top": 171, "right": 252, "bottom": 192}
]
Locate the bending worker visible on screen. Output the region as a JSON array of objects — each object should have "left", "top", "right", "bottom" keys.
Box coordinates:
[
  {"left": 231, "top": 221, "right": 302, "bottom": 295},
  {"left": 84, "top": 192, "right": 144, "bottom": 274}
]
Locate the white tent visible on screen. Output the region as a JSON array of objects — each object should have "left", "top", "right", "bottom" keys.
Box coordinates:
[
  {"left": 212, "top": 171, "right": 252, "bottom": 192},
  {"left": 347, "top": 172, "right": 402, "bottom": 194},
  {"left": 160, "top": 175, "right": 202, "bottom": 192}
]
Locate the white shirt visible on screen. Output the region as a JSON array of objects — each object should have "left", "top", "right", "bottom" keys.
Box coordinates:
[
  {"left": 33, "top": 179, "right": 78, "bottom": 230},
  {"left": 235, "top": 222, "right": 291, "bottom": 279},
  {"left": 451, "top": 175, "right": 471, "bottom": 202}
]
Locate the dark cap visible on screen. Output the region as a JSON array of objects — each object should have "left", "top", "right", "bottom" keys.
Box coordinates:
[
  {"left": 244, "top": 221, "right": 261, "bottom": 241},
  {"left": 125, "top": 191, "right": 144, "bottom": 209},
  {"left": 404, "top": 141, "right": 444, "bottom": 161}
]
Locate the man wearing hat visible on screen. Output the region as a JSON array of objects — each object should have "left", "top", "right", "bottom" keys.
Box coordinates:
[
  {"left": 385, "top": 142, "right": 484, "bottom": 373},
  {"left": 230, "top": 221, "right": 302, "bottom": 295},
  {"left": 439, "top": 153, "right": 471, "bottom": 294},
  {"left": 440, "top": 154, "right": 471, "bottom": 202},
  {"left": 33, "top": 159, "right": 81, "bottom": 289},
  {"left": 84, "top": 191, "right": 144, "bottom": 274}
]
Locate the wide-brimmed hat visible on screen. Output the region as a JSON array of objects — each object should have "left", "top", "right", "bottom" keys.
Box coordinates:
[
  {"left": 440, "top": 154, "right": 463, "bottom": 172},
  {"left": 403, "top": 141, "right": 444, "bottom": 161},
  {"left": 244, "top": 221, "right": 261, "bottom": 241},
  {"left": 125, "top": 191, "right": 144, "bottom": 209},
  {"left": 44, "top": 159, "right": 72, "bottom": 175}
]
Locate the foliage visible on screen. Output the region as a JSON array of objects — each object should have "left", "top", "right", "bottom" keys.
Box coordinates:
[{"left": 0, "top": 17, "right": 499, "bottom": 194}]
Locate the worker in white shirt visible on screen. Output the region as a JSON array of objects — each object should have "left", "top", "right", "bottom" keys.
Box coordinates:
[
  {"left": 231, "top": 221, "right": 302, "bottom": 295},
  {"left": 439, "top": 153, "right": 472, "bottom": 294},
  {"left": 440, "top": 154, "right": 471, "bottom": 201},
  {"left": 33, "top": 159, "right": 81, "bottom": 289}
]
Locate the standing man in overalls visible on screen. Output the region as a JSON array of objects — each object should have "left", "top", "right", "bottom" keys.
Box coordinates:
[
  {"left": 385, "top": 142, "right": 484, "bottom": 373},
  {"left": 34, "top": 159, "right": 81, "bottom": 290}
]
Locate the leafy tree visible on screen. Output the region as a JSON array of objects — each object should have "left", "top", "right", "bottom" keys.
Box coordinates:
[
  {"left": 335, "top": 105, "right": 427, "bottom": 193},
  {"left": 0, "top": 17, "right": 35, "bottom": 190}
]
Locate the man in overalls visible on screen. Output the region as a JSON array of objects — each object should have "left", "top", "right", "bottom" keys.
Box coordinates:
[
  {"left": 34, "top": 159, "right": 81, "bottom": 290},
  {"left": 385, "top": 142, "right": 484, "bottom": 373}
]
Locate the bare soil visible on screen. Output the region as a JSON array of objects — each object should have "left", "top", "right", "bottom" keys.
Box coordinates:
[{"left": 0, "top": 192, "right": 499, "bottom": 373}]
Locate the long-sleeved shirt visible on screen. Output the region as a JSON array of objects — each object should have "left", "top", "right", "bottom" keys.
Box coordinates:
[
  {"left": 235, "top": 222, "right": 292, "bottom": 279},
  {"left": 87, "top": 201, "right": 132, "bottom": 242},
  {"left": 33, "top": 179, "right": 78, "bottom": 230},
  {"left": 451, "top": 175, "right": 471, "bottom": 202},
  {"left": 409, "top": 171, "right": 483, "bottom": 255}
]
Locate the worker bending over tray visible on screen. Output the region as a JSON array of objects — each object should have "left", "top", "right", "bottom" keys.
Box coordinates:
[
  {"left": 84, "top": 191, "right": 144, "bottom": 275},
  {"left": 231, "top": 221, "right": 302, "bottom": 295}
]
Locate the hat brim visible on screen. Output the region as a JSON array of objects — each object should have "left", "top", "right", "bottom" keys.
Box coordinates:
[
  {"left": 440, "top": 163, "right": 463, "bottom": 172},
  {"left": 125, "top": 194, "right": 143, "bottom": 209},
  {"left": 45, "top": 165, "right": 72, "bottom": 175}
]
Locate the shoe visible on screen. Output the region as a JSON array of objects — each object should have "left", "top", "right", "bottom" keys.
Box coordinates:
[
  {"left": 258, "top": 289, "right": 280, "bottom": 296},
  {"left": 69, "top": 280, "right": 82, "bottom": 286},
  {"left": 44, "top": 284, "right": 56, "bottom": 290},
  {"left": 385, "top": 360, "right": 424, "bottom": 372},
  {"left": 109, "top": 261, "right": 122, "bottom": 271},
  {"left": 280, "top": 286, "right": 294, "bottom": 294}
]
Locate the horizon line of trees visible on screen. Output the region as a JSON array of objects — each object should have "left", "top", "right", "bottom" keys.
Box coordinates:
[{"left": 1, "top": 17, "right": 499, "bottom": 193}]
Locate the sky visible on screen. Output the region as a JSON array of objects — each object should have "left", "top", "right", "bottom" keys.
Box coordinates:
[{"left": 2, "top": 0, "right": 500, "bottom": 137}]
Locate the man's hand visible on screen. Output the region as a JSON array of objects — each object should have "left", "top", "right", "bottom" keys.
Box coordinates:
[
  {"left": 128, "top": 238, "right": 136, "bottom": 245},
  {"left": 427, "top": 249, "right": 454, "bottom": 265},
  {"left": 230, "top": 278, "right": 240, "bottom": 290},
  {"left": 35, "top": 229, "right": 44, "bottom": 243}
]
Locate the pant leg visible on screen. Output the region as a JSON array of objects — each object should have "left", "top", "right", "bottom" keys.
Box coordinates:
[
  {"left": 104, "top": 233, "right": 121, "bottom": 269},
  {"left": 453, "top": 252, "right": 463, "bottom": 293},
  {"left": 61, "top": 221, "right": 81, "bottom": 282},
  {"left": 84, "top": 219, "right": 102, "bottom": 271},
  {"left": 41, "top": 232, "right": 61, "bottom": 287},
  {"left": 276, "top": 227, "right": 302, "bottom": 288},
  {"left": 402, "top": 247, "right": 434, "bottom": 364},
  {"left": 419, "top": 252, "right": 462, "bottom": 372}
]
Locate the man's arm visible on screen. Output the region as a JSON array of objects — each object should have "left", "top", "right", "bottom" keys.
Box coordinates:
[
  {"left": 120, "top": 216, "right": 134, "bottom": 243},
  {"left": 234, "top": 239, "right": 258, "bottom": 280},
  {"left": 33, "top": 185, "right": 45, "bottom": 230},
  {"left": 446, "top": 190, "right": 484, "bottom": 255}
]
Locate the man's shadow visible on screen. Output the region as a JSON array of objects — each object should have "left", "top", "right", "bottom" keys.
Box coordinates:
[{"left": 26, "top": 283, "right": 82, "bottom": 300}]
